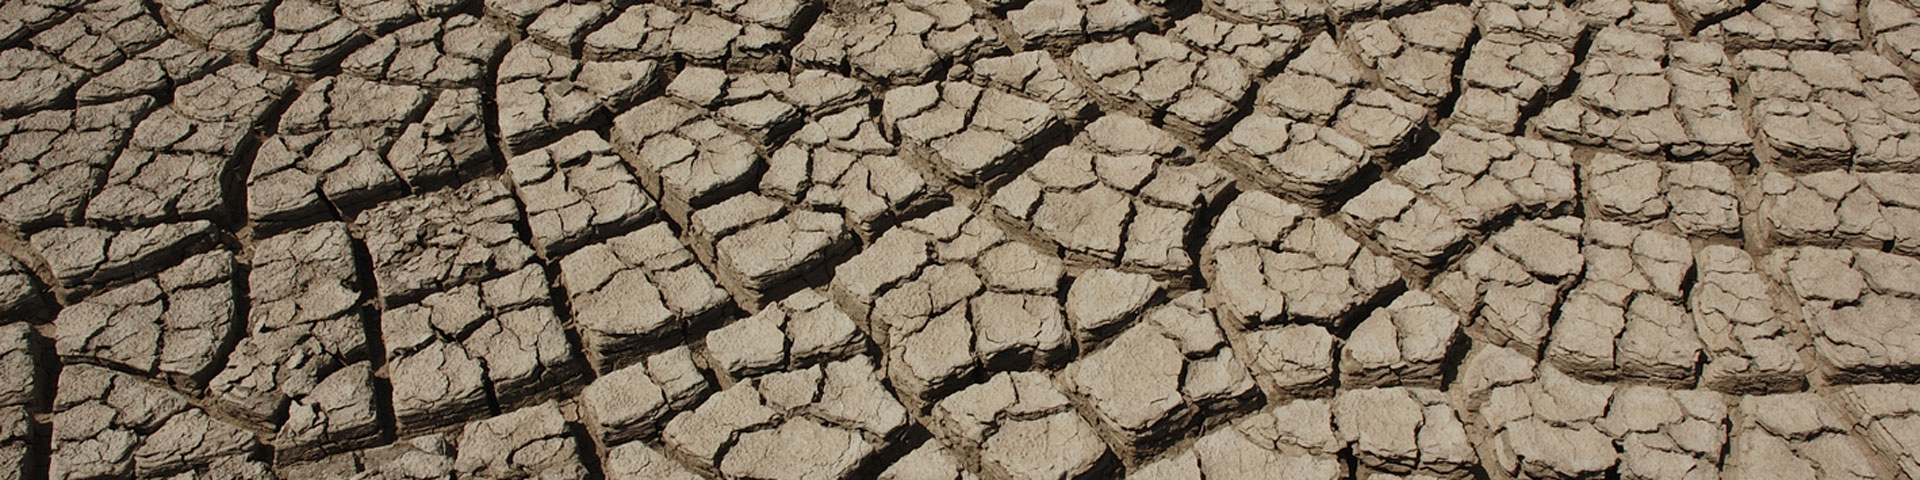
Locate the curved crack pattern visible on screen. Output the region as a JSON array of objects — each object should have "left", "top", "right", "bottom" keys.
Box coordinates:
[{"left": 9, "top": 0, "right": 1920, "bottom": 478}]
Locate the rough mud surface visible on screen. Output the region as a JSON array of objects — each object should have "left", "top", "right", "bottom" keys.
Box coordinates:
[{"left": 9, "top": 0, "right": 1920, "bottom": 478}]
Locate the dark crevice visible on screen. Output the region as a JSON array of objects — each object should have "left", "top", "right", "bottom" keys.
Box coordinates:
[
  {"left": 23, "top": 323, "right": 58, "bottom": 480},
  {"left": 220, "top": 73, "right": 301, "bottom": 234},
  {"left": 1513, "top": 27, "right": 1595, "bottom": 132},
  {"left": 564, "top": 420, "right": 608, "bottom": 479},
  {"left": 1179, "top": 185, "right": 1240, "bottom": 293},
  {"left": 188, "top": 260, "right": 251, "bottom": 389},
  {"left": 1426, "top": 28, "right": 1479, "bottom": 129},
  {"left": 1682, "top": 0, "right": 1766, "bottom": 34},
  {"left": 337, "top": 219, "right": 401, "bottom": 451}
]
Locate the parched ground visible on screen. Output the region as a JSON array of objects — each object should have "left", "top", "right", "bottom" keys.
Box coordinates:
[{"left": 9, "top": 0, "right": 1920, "bottom": 478}]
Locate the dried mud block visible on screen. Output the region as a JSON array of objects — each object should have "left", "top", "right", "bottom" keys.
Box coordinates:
[
  {"left": 1544, "top": 221, "right": 1701, "bottom": 386},
  {"left": 506, "top": 130, "right": 660, "bottom": 258},
  {"left": 765, "top": 107, "right": 948, "bottom": 241},
  {"left": 497, "top": 41, "right": 662, "bottom": 154},
  {"left": 1466, "top": 360, "right": 1733, "bottom": 480},
  {"left": 88, "top": 65, "right": 292, "bottom": 226},
  {"left": 1454, "top": 33, "right": 1576, "bottom": 133},
  {"left": 0, "top": 254, "right": 39, "bottom": 321},
  {"left": 479, "top": 0, "right": 558, "bottom": 30},
  {"left": 1727, "top": 392, "right": 1888, "bottom": 479},
  {"left": 1064, "top": 32, "right": 1255, "bottom": 139},
  {"left": 1340, "top": 290, "right": 1462, "bottom": 389},
  {"left": 279, "top": 435, "right": 457, "bottom": 479},
  {"left": 73, "top": 38, "right": 225, "bottom": 105},
  {"left": 705, "top": 289, "right": 866, "bottom": 385},
  {"left": 610, "top": 98, "right": 763, "bottom": 226},
  {"left": 662, "top": 356, "right": 908, "bottom": 478},
  {"left": 0, "top": 43, "right": 87, "bottom": 116},
  {"left": 1202, "top": 191, "right": 1403, "bottom": 328},
  {"left": 667, "top": 0, "right": 818, "bottom": 68},
  {"left": 335, "top": 0, "right": 455, "bottom": 34},
  {"left": 522, "top": 2, "right": 608, "bottom": 53},
  {"left": 1536, "top": 28, "right": 1751, "bottom": 161},
  {"left": 252, "top": 79, "right": 492, "bottom": 228},
  {"left": 352, "top": 178, "right": 535, "bottom": 306},
  {"left": 1212, "top": 114, "right": 1374, "bottom": 209},
  {"left": 1134, "top": 398, "right": 1347, "bottom": 480},
  {"left": 1004, "top": 0, "right": 1159, "bottom": 51},
  {"left": 1770, "top": 247, "right": 1920, "bottom": 383},
  {"left": 1063, "top": 268, "right": 1162, "bottom": 346},
  {"left": 29, "top": 221, "right": 218, "bottom": 294},
  {"left": 1204, "top": 0, "right": 1327, "bottom": 28},
  {"left": 1170, "top": 13, "right": 1303, "bottom": 74},
  {"left": 559, "top": 223, "right": 732, "bottom": 374},
  {"left": 1060, "top": 307, "right": 1256, "bottom": 462},
  {"left": 1477, "top": 0, "right": 1584, "bottom": 45},
  {"left": 969, "top": 51, "right": 1097, "bottom": 122},
  {"left": 213, "top": 225, "right": 381, "bottom": 463},
  {"left": 881, "top": 82, "right": 1065, "bottom": 187},
  {"left": 1344, "top": 5, "right": 1476, "bottom": 107},
  {"left": 207, "top": 223, "right": 370, "bottom": 427},
  {"left": 157, "top": 0, "right": 271, "bottom": 54},
  {"left": 831, "top": 207, "right": 1072, "bottom": 409},
  {"left": 1596, "top": 386, "right": 1728, "bottom": 479},
  {"left": 248, "top": 77, "right": 425, "bottom": 224},
  {"left": 1760, "top": 171, "right": 1920, "bottom": 254},
  {"left": 0, "top": 97, "right": 153, "bottom": 230},
  {"left": 1576, "top": 0, "right": 1685, "bottom": 38},
  {"left": 50, "top": 364, "right": 261, "bottom": 479},
  {"left": 1692, "top": 245, "right": 1809, "bottom": 394},
  {"left": 1235, "top": 323, "right": 1337, "bottom": 399},
  {"left": 1449, "top": 343, "right": 1539, "bottom": 407},
  {"left": 661, "top": 67, "right": 870, "bottom": 144},
  {"left": 582, "top": 347, "right": 712, "bottom": 446},
  {"left": 582, "top": 1, "right": 799, "bottom": 69},
  {"left": 1868, "top": 0, "right": 1920, "bottom": 80},
  {"left": 1339, "top": 181, "right": 1474, "bottom": 268},
  {"left": 383, "top": 88, "right": 495, "bottom": 191},
  {"left": 273, "top": 361, "right": 382, "bottom": 463},
  {"left": 25, "top": 0, "right": 167, "bottom": 80},
  {"left": 381, "top": 266, "right": 586, "bottom": 434},
  {"left": 454, "top": 401, "right": 590, "bottom": 478},
  {"left": 1697, "top": 0, "right": 1860, "bottom": 50},
  {"left": 0, "top": 323, "right": 39, "bottom": 480},
  {"left": 793, "top": 0, "right": 1004, "bottom": 84},
  {"left": 1251, "top": 33, "right": 1431, "bottom": 155},
  {"left": 685, "top": 192, "right": 857, "bottom": 311},
  {"left": 992, "top": 115, "right": 1232, "bottom": 275},
  {"left": 54, "top": 250, "right": 238, "bottom": 382},
  {"left": 1431, "top": 217, "right": 1585, "bottom": 357},
  {"left": 0, "top": 0, "right": 86, "bottom": 47},
  {"left": 256, "top": 0, "right": 370, "bottom": 73},
  {"left": 1373, "top": 125, "right": 1579, "bottom": 228},
  {"left": 1333, "top": 387, "right": 1475, "bottom": 479},
  {"left": 879, "top": 438, "right": 978, "bottom": 480},
  {"left": 927, "top": 371, "right": 1121, "bottom": 480},
  {"left": 1736, "top": 50, "right": 1920, "bottom": 172},
  {"left": 1586, "top": 153, "right": 1742, "bottom": 236},
  {"left": 606, "top": 440, "right": 705, "bottom": 480},
  {"left": 579, "top": 4, "right": 685, "bottom": 61},
  {"left": 1474, "top": 366, "right": 1619, "bottom": 480},
  {"left": 341, "top": 15, "right": 510, "bottom": 87}
]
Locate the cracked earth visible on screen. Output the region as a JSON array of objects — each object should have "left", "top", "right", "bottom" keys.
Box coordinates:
[{"left": 7, "top": 0, "right": 1920, "bottom": 478}]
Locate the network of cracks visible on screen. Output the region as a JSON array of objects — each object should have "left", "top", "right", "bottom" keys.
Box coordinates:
[{"left": 6, "top": 0, "right": 1920, "bottom": 478}]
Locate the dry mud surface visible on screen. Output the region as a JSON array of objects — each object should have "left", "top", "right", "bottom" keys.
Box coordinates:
[{"left": 9, "top": 0, "right": 1920, "bottom": 478}]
